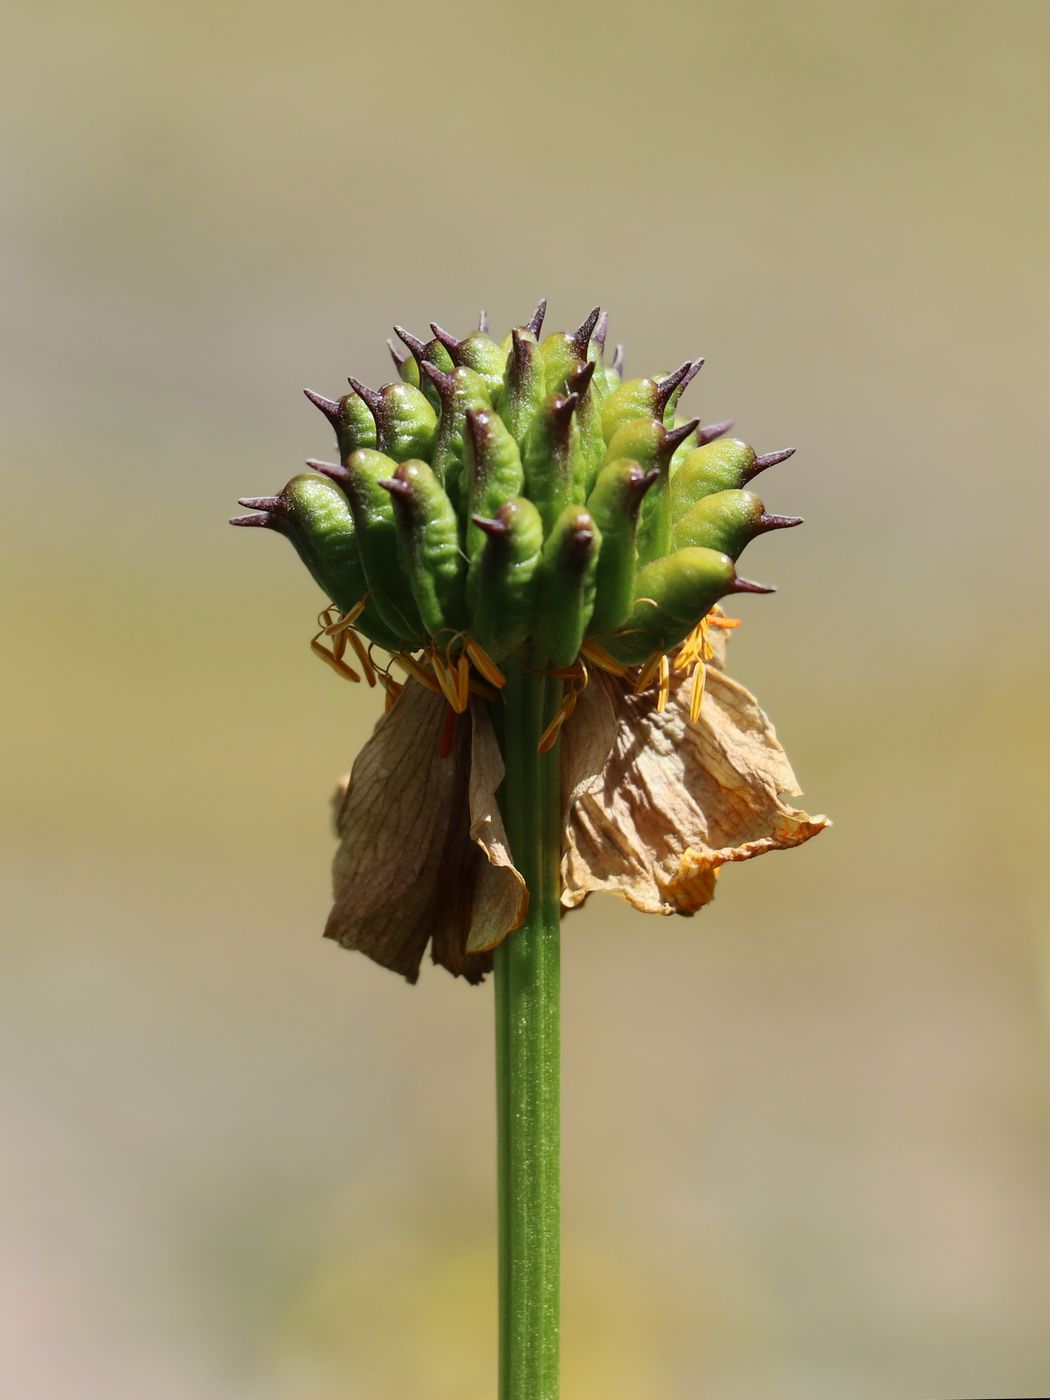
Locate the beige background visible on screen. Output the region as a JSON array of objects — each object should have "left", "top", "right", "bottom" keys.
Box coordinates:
[{"left": 3, "top": 1, "right": 1049, "bottom": 1396}]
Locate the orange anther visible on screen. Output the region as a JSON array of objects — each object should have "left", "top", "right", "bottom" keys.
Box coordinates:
[
  {"left": 465, "top": 639, "right": 507, "bottom": 689},
  {"left": 580, "top": 641, "right": 627, "bottom": 677}
]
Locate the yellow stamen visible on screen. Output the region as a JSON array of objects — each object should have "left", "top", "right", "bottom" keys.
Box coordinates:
[
  {"left": 456, "top": 652, "right": 471, "bottom": 713},
  {"left": 633, "top": 651, "right": 663, "bottom": 693},
  {"left": 310, "top": 634, "right": 361, "bottom": 683},
  {"left": 580, "top": 640, "right": 628, "bottom": 677},
  {"left": 537, "top": 709, "right": 568, "bottom": 754},
  {"left": 689, "top": 659, "right": 707, "bottom": 723},
  {"left": 394, "top": 653, "right": 442, "bottom": 695},
  {"left": 430, "top": 653, "right": 464, "bottom": 712},
  {"left": 657, "top": 653, "right": 670, "bottom": 711},
  {"left": 344, "top": 627, "right": 377, "bottom": 687},
  {"left": 465, "top": 639, "right": 507, "bottom": 689}
]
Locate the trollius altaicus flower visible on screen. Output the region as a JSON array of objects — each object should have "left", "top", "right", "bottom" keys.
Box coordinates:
[{"left": 232, "top": 301, "right": 827, "bottom": 982}]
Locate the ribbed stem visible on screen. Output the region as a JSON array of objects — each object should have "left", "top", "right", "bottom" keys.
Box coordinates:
[{"left": 494, "top": 662, "right": 561, "bottom": 1400}]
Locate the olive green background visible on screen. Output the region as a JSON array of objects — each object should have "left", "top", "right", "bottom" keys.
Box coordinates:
[{"left": 4, "top": 2, "right": 1049, "bottom": 1396}]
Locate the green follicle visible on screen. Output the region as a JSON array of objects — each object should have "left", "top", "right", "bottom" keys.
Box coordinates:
[
  {"left": 670, "top": 438, "right": 795, "bottom": 515},
  {"left": 233, "top": 474, "right": 402, "bottom": 650},
  {"left": 523, "top": 393, "right": 584, "bottom": 536},
  {"left": 305, "top": 386, "right": 378, "bottom": 462},
  {"left": 351, "top": 379, "right": 438, "bottom": 463},
  {"left": 433, "top": 323, "right": 508, "bottom": 400},
  {"left": 600, "top": 360, "right": 701, "bottom": 442},
  {"left": 425, "top": 363, "right": 492, "bottom": 508},
  {"left": 604, "top": 417, "right": 699, "bottom": 567},
  {"left": 339, "top": 449, "right": 426, "bottom": 644},
  {"left": 565, "top": 359, "right": 605, "bottom": 499},
  {"left": 533, "top": 504, "right": 602, "bottom": 668},
  {"left": 673, "top": 488, "right": 803, "bottom": 559},
  {"left": 498, "top": 329, "right": 547, "bottom": 448},
  {"left": 466, "top": 498, "right": 544, "bottom": 660},
  {"left": 585, "top": 459, "right": 658, "bottom": 636},
  {"left": 395, "top": 327, "right": 455, "bottom": 411},
  {"left": 606, "top": 546, "right": 766, "bottom": 665},
  {"left": 380, "top": 459, "right": 467, "bottom": 642},
  {"left": 463, "top": 408, "right": 525, "bottom": 555}
]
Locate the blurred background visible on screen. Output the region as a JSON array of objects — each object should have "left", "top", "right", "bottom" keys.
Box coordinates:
[{"left": 3, "top": 1, "right": 1049, "bottom": 1395}]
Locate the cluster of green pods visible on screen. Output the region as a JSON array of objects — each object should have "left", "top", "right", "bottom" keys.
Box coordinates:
[{"left": 232, "top": 301, "right": 801, "bottom": 693}]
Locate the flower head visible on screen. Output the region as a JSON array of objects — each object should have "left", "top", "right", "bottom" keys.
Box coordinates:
[{"left": 233, "top": 303, "right": 827, "bottom": 981}]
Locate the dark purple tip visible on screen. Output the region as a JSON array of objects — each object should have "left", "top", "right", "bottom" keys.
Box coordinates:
[
  {"left": 566, "top": 359, "right": 597, "bottom": 396},
  {"left": 429, "top": 321, "right": 462, "bottom": 355},
  {"left": 697, "top": 418, "right": 734, "bottom": 446},
  {"left": 550, "top": 393, "right": 579, "bottom": 429},
  {"left": 378, "top": 476, "right": 411, "bottom": 500},
  {"left": 731, "top": 575, "right": 777, "bottom": 595},
  {"left": 757, "top": 513, "right": 804, "bottom": 532},
  {"left": 748, "top": 446, "right": 796, "bottom": 479},
  {"left": 653, "top": 359, "right": 703, "bottom": 416},
  {"left": 306, "top": 458, "right": 351, "bottom": 487},
  {"left": 465, "top": 407, "right": 493, "bottom": 455},
  {"left": 229, "top": 511, "right": 275, "bottom": 528},
  {"left": 626, "top": 466, "right": 661, "bottom": 509},
  {"left": 387, "top": 338, "right": 407, "bottom": 374},
  {"left": 663, "top": 418, "right": 701, "bottom": 454},
  {"left": 347, "top": 375, "right": 382, "bottom": 417},
  {"left": 393, "top": 325, "right": 428, "bottom": 360},
  {"left": 237, "top": 494, "right": 281, "bottom": 512},
  {"left": 526, "top": 297, "right": 547, "bottom": 337},
  {"left": 471, "top": 512, "right": 508, "bottom": 539},
  {"left": 593, "top": 310, "right": 609, "bottom": 355},
  {"left": 611, "top": 344, "right": 625, "bottom": 376},
  {"left": 303, "top": 388, "right": 341, "bottom": 427},
  {"left": 571, "top": 306, "right": 602, "bottom": 358},
  {"left": 420, "top": 360, "right": 457, "bottom": 400}
]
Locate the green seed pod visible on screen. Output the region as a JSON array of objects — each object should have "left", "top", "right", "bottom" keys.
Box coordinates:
[
  {"left": 584, "top": 459, "right": 658, "bottom": 636},
  {"left": 466, "top": 498, "right": 544, "bottom": 660},
  {"left": 333, "top": 449, "right": 425, "bottom": 644},
  {"left": 566, "top": 359, "right": 606, "bottom": 499},
  {"left": 497, "top": 328, "right": 547, "bottom": 449},
  {"left": 231, "top": 474, "right": 403, "bottom": 650},
  {"left": 600, "top": 360, "right": 701, "bottom": 442},
  {"left": 533, "top": 504, "right": 602, "bottom": 667},
  {"left": 673, "top": 489, "right": 803, "bottom": 559},
  {"left": 388, "top": 338, "right": 421, "bottom": 388},
  {"left": 423, "top": 363, "right": 492, "bottom": 510},
  {"left": 349, "top": 378, "right": 438, "bottom": 464},
  {"left": 603, "top": 417, "right": 698, "bottom": 567},
  {"left": 539, "top": 305, "right": 602, "bottom": 397},
  {"left": 523, "top": 393, "right": 585, "bottom": 536},
  {"left": 380, "top": 459, "right": 467, "bottom": 642},
  {"left": 304, "top": 387, "right": 377, "bottom": 463},
  {"left": 393, "top": 326, "right": 456, "bottom": 412},
  {"left": 670, "top": 439, "right": 796, "bottom": 516},
  {"left": 463, "top": 408, "right": 525, "bottom": 555},
  {"left": 607, "top": 548, "right": 773, "bottom": 664},
  {"left": 429, "top": 322, "right": 508, "bottom": 401}
]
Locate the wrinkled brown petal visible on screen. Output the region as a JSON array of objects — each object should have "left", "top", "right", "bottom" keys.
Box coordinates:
[
  {"left": 560, "top": 653, "right": 828, "bottom": 917},
  {"left": 325, "top": 680, "right": 527, "bottom": 983}
]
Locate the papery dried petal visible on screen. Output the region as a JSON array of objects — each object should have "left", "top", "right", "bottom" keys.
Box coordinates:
[
  {"left": 325, "top": 680, "right": 527, "bottom": 982},
  {"left": 560, "top": 650, "right": 827, "bottom": 916}
]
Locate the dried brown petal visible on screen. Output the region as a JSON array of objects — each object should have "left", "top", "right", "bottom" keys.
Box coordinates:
[
  {"left": 560, "top": 653, "right": 828, "bottom": 917},
  {"left": 325, "top": 680, "right": 527, "bottom": 982}
]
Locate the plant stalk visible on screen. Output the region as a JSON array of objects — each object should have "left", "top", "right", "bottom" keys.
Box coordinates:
[{"left": 494, "top": 662, "right": 561, "bottom": 1400}]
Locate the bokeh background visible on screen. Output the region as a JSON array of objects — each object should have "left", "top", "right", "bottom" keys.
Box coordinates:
[{"left": 4, "top": 1, "right": 1049, "bottom": 1396}]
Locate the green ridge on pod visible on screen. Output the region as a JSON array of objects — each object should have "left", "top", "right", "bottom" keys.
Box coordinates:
[{"left": 232, "top": 303, "right": 800, "bottom": 672}]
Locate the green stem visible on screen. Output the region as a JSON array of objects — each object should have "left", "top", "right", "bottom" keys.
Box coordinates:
[{"left": 494, "top": 661, "right": 561, "bottom": 1400}]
